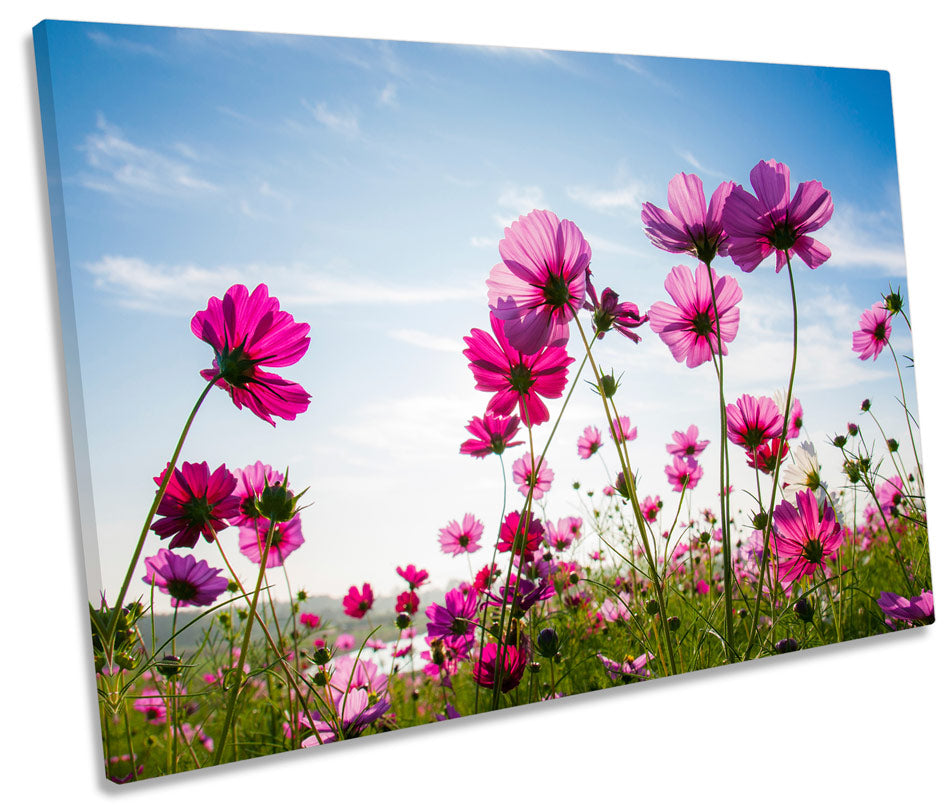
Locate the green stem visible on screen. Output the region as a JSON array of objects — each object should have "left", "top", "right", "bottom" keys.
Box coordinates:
[
  {"left": 887, "top": 342, "right": 924, "bottom": 490},
  {"left": 744, "top": 252, "right": 799, "bottom": 660},
  {"left": 105, "top": 377, "right": 219, "bottom": 651}
]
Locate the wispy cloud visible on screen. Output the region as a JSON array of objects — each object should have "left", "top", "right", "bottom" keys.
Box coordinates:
[
  {"left": 378, "top": 82, "right": 398, "bottom": 108},
  {"left": 469, "top": 236, "right": 497, "bottom": 249},
  {"left": 469, "top": 44, "right": 584, "bottom": 75},
  {"left": 304, "top": 101, "right": 361, "bottom": 138},
  {"left": 821, "top": 202, "right": 906, "bottom": 275},
  {"left": 388, "top": 329, "right": 463, "bottom": 353},
  {"left": 566, "top": 181, "right": 646, "bottom": 215},
  {"left": 86, "top": 29, "right": 167, "bottom": 59},
  {"left": 676, "top": 150, "right": 724, "bottom": 178},
  {"left": 84, "top": 256, "right": 482, "bottom": 313},
  {"left": 613, "top": 55, "right": 681, "bottom": 97},
  {"left": 494, "top": 185, "right": 547, "bottom": 226},
  {"left": 79, "top": 114, "right": 219, "bottom": 198}
]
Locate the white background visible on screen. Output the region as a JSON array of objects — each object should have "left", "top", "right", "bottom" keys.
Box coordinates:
[{"left": 4, "top": 2, "right": 947, "bottom": 808}]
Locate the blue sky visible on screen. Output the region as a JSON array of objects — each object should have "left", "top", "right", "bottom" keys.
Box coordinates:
[{"left": 37, "top": 20, "right": 917, "bottom": 605}]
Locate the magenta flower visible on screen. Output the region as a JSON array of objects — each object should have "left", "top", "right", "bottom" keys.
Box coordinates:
[
  {"left": 877, "top": 590, "right": 935, "bottom": 624},
  {"left": 425, "top": 587, "right": 480, "bottom": 654},
  {"left": 395, "top": 590, "right": 419, "bottom": 615},
  {"left": 299, "top": 613, "right": 321, "bottom": 629},
  {"left": 438, "top": 514, "right": 484, "bottom": 556},
  {"left": 647, "top": 265, "right": 742, "bottom": 368},
  {"left": 745, "top": 438, "right": 790, "bottom": 475},
  {"left": 876, "top": 475, "right": 904, "bottom": 516},
  {"left": 237, "top": 514, "right": 305, "bottom": 568},
  {"left": 773, "top": 393, "right": 804, "bottom": 439},
  {"left": 584, "top": 274, "right": 648, "bottom": 342},
  {"left": 300, "top": 657, "right": 391, "bottom": 744},
  {"left": 726, "top": 394, "right": 783, "bottom": 452},
  {"left": 396, "top": 564, "right": 429, "bottom": 590},
  {"left": 464, "top": 315, "right": 574, "bottom": 427},
  {"left": 666, "top": 425, "right": 710, "bottom": 459},
  {"left": 460, "top": 412, "right": 524, "bottom": 458},
  {"left": 852, "top": 302, "right": 892, "bottom": 361},
  {"left": 577, "top": 425, "right": 603, "bottom": 459},
  {"left": 772, "top": 489, "right": 844, "bottom": 583},
  {"left": 512, "top": 453, "right": 554, "bottom": 499},
  {"left": 150, "top": 461, "right": 240, "bottom": 549},
  {"left": 722, "top": 160, "right": 833, "bottom": 273},
  {"left": 640, "top": 495, "right": 662, "bottom": 523},
  {"left": 641, "top": 173, "right": 735, "bottom": 264},
  {"left": 191, "top": 283, "right": 311, "bottom": 425},
  {"left": 497, "top": 511, "right": 545, "bottom": 554},
  {"left": 142, "top": 549, "right": 229, "bottom": 608},
  {"left": 610, "top": 415, "right": 638, "bottom": 444},
  {"left": 335, "top": 633, "right": 356, "bottom": 651},
  {"left": 472, "top": 643, "right": 528, "bottom": 693},
  {"left": 342, "top": 583, "right": 374, "bottom": 619},
  {"left": 486, "top": 210, "right": 591, "bottom": 354},
  {"left": 665, "top": 456, "right": 702, "bottom": 492}
]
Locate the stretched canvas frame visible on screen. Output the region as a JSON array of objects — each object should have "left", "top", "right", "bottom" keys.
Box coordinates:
[{"left": 33, "top": 17, "right": 935, "bottom": 786}]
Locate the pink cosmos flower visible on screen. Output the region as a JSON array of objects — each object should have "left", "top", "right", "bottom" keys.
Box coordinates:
[
  {"left": 133, "top": 695, "right": 167, "bottom": 725},
  {"left": 472, "top": 643, "right": 528, "bottom": 693},
  {"left": 474, "top": 563, "right": 501, "bottom": 593},
  {"left": 610, "top": 416, "right": 638, "bottom": 445},
  {"left": 641, "top": 173, "right": 735, "bottom": 264},
  {"left": 396, "top": 564, "right": 429, "bottom": 590},
  {"left": 191, "top": 283, "right": 311, "bottom": 425},
  {"left": 772, "top": 393, "right": 804, "bottom": 439},
  {"left": 237, "top": 514, "right": 305, "bottom": 568},
  {"left": 666, "top": 425, "right": 709, "bottom": 459},
  {"left": 648, "top": 264, "right": 742, "bottom": 368},
  {"left": 487, "top": 210, "right": 591, "bottom": 354},
  {"left": 395, "top": 591, "right": 419, "bottom": 615},
  {"left": 876, "top": 475, "right": 904, "bottom": 516},
  {"left": 665, "top": 456, "right": 702, "bottom": 492},
  {"left": 545, "top": 517, "right": 581, "bottom": 552},
  {"left": 464, "top": 313, "right": 573, "bottom": 426},
  {"left": 231, "top": 462, "right": 284, "bottom": 526},
  {"left": 300, "top": 657, "right": 391, "bottom": 744},
  {"left": 726, "top": 394, "right": 783, "bottom": 452},
  {"left": 438, "top": 514, "right": 484, "bottom": 556},
  {"left": 852, "top": 302, "right": 892, "bottom": 361},
  {"left": 577, "top": 425, "right": 603, "bottom": 459},
  {"left": 334, "top": 633, "right": 356, "bottom": 651},
  {"left": 299, "top": 613, "right": 321, "bottom": 629},
  {"left": 342, "top": 583, "right": 374, "bottom": 619},
  {"left": 596, "top": 651, "right": 654, "bottom": 683},
  {"left": 640, "top": 495, "right": 662, "bottom": 523},
  {"left": 772, "top": 489, "right": 844, "bottom": 583},
  {"left": 497, "top": 511, "right": 545, "bottom": 555},
  {"left": 150, "top": 461, "right": 240, "bottom": 549},
  {"left": 142, "top": 549, "right": 229, "bottom": 608},
  {"left": 877, "top": 590, "right": 935, "bottom": 624},
  {"left": 460, "top": 412, "right": 524, "bottom": 458},
  {"left": 512, "top": 453, "right": 554, "bottom": 499},
  {"left": 584, "top": 274, "right": 647, "bottom": 342},
  {"left": 722, "top": 160, "right": 833, "bottom": 273}
]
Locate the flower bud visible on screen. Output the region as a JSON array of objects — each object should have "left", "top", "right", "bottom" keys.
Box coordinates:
[
  {"left": 833, "top": 435, "right": 847, "bottom": 448},
  {"left": 396, "top": 611, "right": 412, "bottom": 630},
  {"left": 793, "top": 597, "right": 814, "bottom": 623},
  {"left": 157, "top": 655, "right": 182, "bottom": 678},
  {"left": 884, "top": 290, "right": 903, "bottom": 314},
  {"left": 667, "top": 616, "right": 681, "bottom": 632},
  {"left": 752, "top": 512, "right": 768, "bottom": 531},
  {"left": 887, "top": 438, "right": 899, "bottom": 452},
  {"left": 775, "top": 638, "right": 799, "bottom": 654},
  {"left": 599, "top": 373, "right": 619, "bottom": 398},
  {"left": 536, "top": 627, "right": 559, "bottom": 659},
  {"left": 645, "top": 599, "right": 660, "bottom": 615},
  {"left": 312, "top": 646, "right": 331, "bottom": 666},
  {"left": 528, "top": 661, "right": 542, "bottom": 674},
  {"left": 860, "top": 398, "right": 871, "bottom": 412}
]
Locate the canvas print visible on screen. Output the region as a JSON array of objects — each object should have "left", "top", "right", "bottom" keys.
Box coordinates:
[{"left": 33, "top": 20, "right": 933, "bottom": 783}]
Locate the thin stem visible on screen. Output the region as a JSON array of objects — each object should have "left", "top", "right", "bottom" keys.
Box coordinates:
[
  {"left": 106, "top": 377, "right": 219, "bottom": 650},
  {"left": 887, "top": 342, "right": 924, "bottom": 490}
]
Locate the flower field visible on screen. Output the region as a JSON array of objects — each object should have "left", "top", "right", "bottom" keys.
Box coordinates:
[{"left": 91, "top": 160, "right": 931, "bottom": 783}]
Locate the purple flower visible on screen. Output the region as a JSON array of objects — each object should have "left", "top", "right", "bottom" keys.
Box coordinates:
[
  {"left": 596, "top": 651, "right": 654, "bottom": 683},
  {"left": 722, "top": 160, "right": 833, "bottom": 273},
  {"left": 425, "top": 587, "right": 480, "bottom": 654},
  {"left": 877, "top": 590, "right": 935, "bottom": 624},
  {"left": 641, "top": 173, "right": 735, "bottom": 265},
  {"left": 142, "top": 549, "right": 229, "bottom": 608}
]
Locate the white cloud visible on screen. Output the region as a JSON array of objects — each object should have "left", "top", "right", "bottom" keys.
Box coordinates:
[
  {"left": 469, "top": 236, "right": 497, "bottom": 249},
  {"left": 496, "top": 185, "right": 547, "bottom": 221},
  {"left": 566, "top": 181, "right": 646, "bottom": 214},
  {"left": 676, "top": 150, "right": 724, "bottom": 178},
  {"left": 304, "top": 101, "right": 361, "bottom": 138},
  {"left": 79, "top": 114, "right": 218, "bottom": 198},
  {"left": 84, "top": 256, "right": 483, "bottom": 313},
  {"left": 388, "top": 329, "right": 463, "bottom": 353},
  {"left": 613, "top": 55, "right": 681, "bottom": 97}
]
